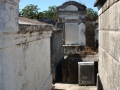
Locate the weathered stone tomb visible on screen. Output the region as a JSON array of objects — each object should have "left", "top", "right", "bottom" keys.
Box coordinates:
[
  {"left": 0, "top": 1, "right": 63, "bottom": 89},
  {"left": 57, "top": 1, "right": 86, "bottom": 54}
]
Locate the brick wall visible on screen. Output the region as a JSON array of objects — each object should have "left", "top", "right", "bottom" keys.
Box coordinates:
[{"left": 98, "top": 0, "right": 120, "bottom": 90}]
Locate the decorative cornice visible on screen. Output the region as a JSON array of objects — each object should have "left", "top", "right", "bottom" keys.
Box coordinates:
[{"left": 57, "top": 1, "right": 86, "bottom": 11}]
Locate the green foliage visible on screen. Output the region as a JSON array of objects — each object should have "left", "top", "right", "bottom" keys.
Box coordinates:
[
  {"left": 42, "top": 6, "right": 58, "bottom": 19},
  {"left": 19, "top": 4, "right": 98, "bottom": 21},
  {"left": 19, "top": 4, "right": 41, "bottom": 19},
  {"left": 19, "top": 5, "right": 57, "bottom": 19},
  {"left": 78, "top": 1, "right": 98, "bottom": 20},
  {"left": 86, "top": 8, "right": 98, "bottom": 20}
]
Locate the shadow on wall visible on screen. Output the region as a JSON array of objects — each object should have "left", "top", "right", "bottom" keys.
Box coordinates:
[
  {"left": 62, "top": 54, "right": 83, "bottom": 84},
  {"left": 97, "top": 75, "right": 103, "bottom": 90},
  {"left": 55, "top": 60, "right": 63, "bottom": 82},
  {"left": 38, "top": 18, "right": 56, "bottom": 25}
]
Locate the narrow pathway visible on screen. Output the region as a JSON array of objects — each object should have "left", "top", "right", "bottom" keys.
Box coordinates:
[{"left": 52, "top": 83, "right": 97, "bottom": 90}]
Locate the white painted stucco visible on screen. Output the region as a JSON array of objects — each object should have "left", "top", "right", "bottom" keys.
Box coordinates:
[
  {"left": 0, "top": 31, "right": 53, "bottom": 90},
  {"left": 65, "top": 5, "right": 78, "bottom": 11},
  {"left": 0, "top": 1, "right": 53, "bottom": 90}
]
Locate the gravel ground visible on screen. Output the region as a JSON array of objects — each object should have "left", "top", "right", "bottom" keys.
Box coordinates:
[{"left": 52, "top": 83, "right": 97, "bottom": 90}]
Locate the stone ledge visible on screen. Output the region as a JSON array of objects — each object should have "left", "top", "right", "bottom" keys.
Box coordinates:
[
  {"left": 18, "top": 17, "right": 62, "bottom": 34},
  {"left": 95, "top": 0, "right": 120, "bottom": 15},
  {"left": 0, "top": 31, "right": 52, "bottom": 49},
  {"left": 18, "top": 24, "right": 53, "bottom": 34}
]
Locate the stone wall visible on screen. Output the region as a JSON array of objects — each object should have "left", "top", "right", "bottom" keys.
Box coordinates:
[
  {"left": 0, "top": 1, "right": 63, "bottom": 89},
  {"left": 0, "top": 23, "right": 54, "bottom": 90},
  {"left": 51, "top": 29, "right": 64, "bottom": 82},
  {"left": 85, "top": 17, "right": 98, "bottom": 50},
  {"left": 97, "top": 0, "right": 120, "bottom": 90}
]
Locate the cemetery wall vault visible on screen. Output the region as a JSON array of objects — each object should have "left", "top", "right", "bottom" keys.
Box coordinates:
[
  {"left": 0, "top": 0, "right": 63, "bottom": 90},
  {"left": 95, "top": 0, "right": 120, "bottom": 90},
  {"left": 57, "top": 1, "right": 86, "bottom": 45},
  {"left": 57, "top": 1, "right": 87, "bottom": 54}
]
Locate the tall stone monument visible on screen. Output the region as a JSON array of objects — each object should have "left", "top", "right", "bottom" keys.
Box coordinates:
[{"left": 57, "top": 1, "right": 86, "bottom": 54}]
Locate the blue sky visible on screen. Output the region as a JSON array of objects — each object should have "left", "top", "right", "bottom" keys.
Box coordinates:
[{"left": 19, "top": 0, "right": 98, "bottom": 11}]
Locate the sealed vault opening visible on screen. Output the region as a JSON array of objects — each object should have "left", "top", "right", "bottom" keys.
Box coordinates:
[
  {"left": 78, "top": 62, "right": 95, "bottom": 86},
  {"left": 56, "top": 54, "right": 98, "bottom": 86},
  {"left": 78, "top": 61, "right": 98, "bottom": 86}
]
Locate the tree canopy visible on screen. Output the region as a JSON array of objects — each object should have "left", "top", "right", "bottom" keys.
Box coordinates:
[
  {"left": 19, "top": 5, "right": 57, "bottom": 19},
  {"left": 86, "top": 8, "right": 98, "bottom": 20},
  {"left": 19, "top": 4, "right": 41, "bottom": 19},
  {"left": 19, "top": 4, "right": 98, "bottom": 20},
  {"left": 42, "top": 6, "right": 58, "bottom": 19}
]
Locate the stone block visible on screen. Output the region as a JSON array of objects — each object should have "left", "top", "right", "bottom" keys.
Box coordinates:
[
  {"left": 99, "top": 66, "right": 108, "bottom": 90},
  {"left": 108, "top": 31, "right": 115, "bottom": 56},
  {"left": 112, "top": 59, "right": 119, "bottom": 90},
  {"left": 78, "top": 62, "right": 94, "bottom": 86},
  {"left": 100, "top": 31, "right": 109, "bottom": 52},
  {"left": 116, "top": 1, "right": 120, "bottom": 30},
  {"left": 108, "top": 2, "right": 116, "bottom": 30},
  {"left": 102, "top": 51, "right": 109, "bottom": 74},
  {"left": 106, "top": 0, "right": 110, "bottom": 9},
  {"left": 98, "top": 47, "right": 102, "bottom": 64},
  {"left": 102, "top": 1, "right": 108, "bottom": 12},
  {"left": 99, "top": 12, "right": 106, "bottom": 30},
  {"left": 98, "top": 30, "right": 103, "bottom": 46},
  {"left": 103, "top": 31, "right": 119, "bottom": 60},
  {"left": 98, "top": 1, "right": 120, "bottom": 90},
  {"left": 107, "top": 78, "right": 116, "bottom": 90},
  {"left": 119, "top": 66, "right": 120, "bottom": 90},
  {"left": 99, "top": 3, "right": 117, "bottom": 30},
  {"left": 98, "top": 66, "right": 104, "bottom": 86},
  {"left": 109, "top": 0, "right": 115, "bottom": 7},
  {"left": 107, "top": 55, "right": 113, "bottom": 83},
  {"left": 114, "top": 32, "right": 120, "bottom": 62}
]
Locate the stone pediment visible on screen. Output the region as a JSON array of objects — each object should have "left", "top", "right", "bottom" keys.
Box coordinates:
[{"left": 57, "top": 1, "right": 86, "bottom": 11}]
